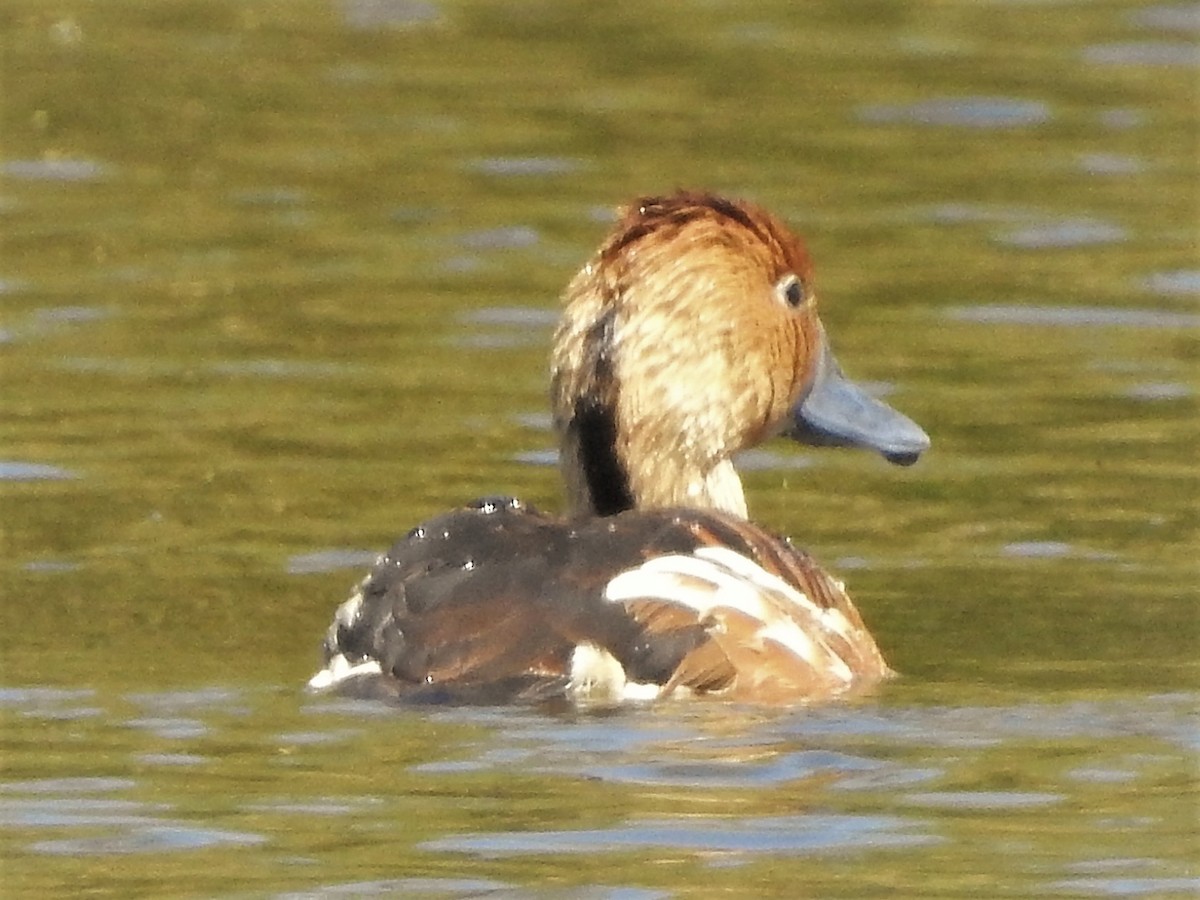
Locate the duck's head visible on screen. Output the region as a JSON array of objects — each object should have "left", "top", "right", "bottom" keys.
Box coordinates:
[{"left": 551, "top": 191, "right": 930, "bottom": 518}]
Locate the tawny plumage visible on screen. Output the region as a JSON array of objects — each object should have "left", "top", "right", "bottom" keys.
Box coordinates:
[{"left": 308, "top": 191, "right": 929, "bottom": 705}]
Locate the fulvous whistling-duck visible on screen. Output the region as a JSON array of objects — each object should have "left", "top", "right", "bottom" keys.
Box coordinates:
[{"left": 307, "top": 191, "right": 930, "bottom": 704}]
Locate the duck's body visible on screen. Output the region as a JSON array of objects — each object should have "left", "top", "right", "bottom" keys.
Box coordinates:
[
  {"left": 309, "top": 499, "right": 888, "bottom": 704},
  {"left": 308, "top": 192, "right": 928, "bottom": 705}
]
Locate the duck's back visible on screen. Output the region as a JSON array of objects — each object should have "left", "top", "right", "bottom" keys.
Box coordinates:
[{"left": 310, "top": 497, "right": 891, "bottom": 704}]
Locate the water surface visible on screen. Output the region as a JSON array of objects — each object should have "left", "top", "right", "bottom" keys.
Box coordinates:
[{"left": 1, "top": 0, "right": 1196, "bottom": 896}]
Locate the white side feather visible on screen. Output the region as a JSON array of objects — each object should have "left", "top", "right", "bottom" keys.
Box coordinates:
[{"left": 603, "top": 548, "right": 857, "bottom": 684}]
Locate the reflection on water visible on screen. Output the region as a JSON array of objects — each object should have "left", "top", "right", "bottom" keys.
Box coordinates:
[{"left": 2, "top": 0, "right": 1196, "bottom": 895}]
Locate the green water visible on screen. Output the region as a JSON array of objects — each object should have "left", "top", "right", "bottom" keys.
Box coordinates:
[{"left": 1, "top": 1, "right": 1197, "bottom": 896}]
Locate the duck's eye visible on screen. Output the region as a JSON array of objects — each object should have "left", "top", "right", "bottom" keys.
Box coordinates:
[{"left": 776, "top": 274, "right": 807, "bottom": 310}]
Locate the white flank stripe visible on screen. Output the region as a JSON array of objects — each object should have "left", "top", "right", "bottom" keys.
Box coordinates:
[
  {"left": 694, "top": 546, "right": 820, "bottom": 617},
  {"left": 604, "top": 568, "right": 718, "bottom": 611},
  {"left": 694, "top": 546, "right": 858, "bottom": 646},
  {"left": 604, "top": 547, "right": 861, "bottom": 679},
  {"left": 618, "top": 552, "right": 731, "bottom": 582},
  {"left": 606, "top": 552, "right": 778, "bottom": 622}
]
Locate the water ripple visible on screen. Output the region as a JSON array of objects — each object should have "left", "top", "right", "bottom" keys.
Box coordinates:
[
  {"left": 31, "top": 823, "right": 266, "bottom": 855},
  {"left": 0, "top": 777, "right": 136, "bottom": 795},
  {"left": 0, "top": 797, "right": 163, "bottom": 829},
  {"left": 455, "top": 305, "right": 557, "bottom": 350},
  {"left": 903, "top": 790, "right": 1064, "bottom": 810},
  {"left": 1, "top": 158, "right": 110, "bottom": 182},
  {"left": 579, "top": 748, "right": 884, "bottom": 789},
  {"left": 858, "top": 97, "right": 1051, "bottom": 128},
  {"left": 339, "top": 0, "right": 441, "bottom": 31},
  {"left": 4, "top": 306, "right": 109, "bottom": 344},
  {"left": 459, "top": 306, "right": 558, "bottom": 328},
  {"left": 37, "top": 306, "right": 108, "bottom": 324},
  {"left": 997, "top": 219, "right": 1127, "bottom": 248},
  {"left": 208, "top": 359, "right": 359, "bottom": 379},
  {"left": 1083, "top": 42, "right": 1199, "bottom": 66},
  {"left": 946, "top": 304, "right": 1200, "bottom": 329},
  {"left": 423, "top": 813, "right": 938, "bottom": 857},
  {"left": 734, "top": 449, "right": 816, "bottom": 472},
  {"left": 469, "top": 156, "right": 582, "bottom": 177},
  {"left": 1141, "top": 269, "right": 1200, "bottom": 296},
  {"left": 1098, "top": 108, "right": 1147, "bottom": 130},
  {"left": 1049, "top": 876, "right": 1200, "bottom": 897},
  {"left": 0, "top": 687, "right": 95, "bottom": 709},
  {"left": 457, "top": 226, "right": 541, "bottom": 251},
  {"left": 0, "top": 461, "right": 80, "bottom": 482},
  {"left": 23, "top": 559, "right": 79, "bottom": 573},
  {"left": 133, "top": 753, "right": 208, "bottom": 767},
  {"left": 511, "top": 411, "right": 553, "bottom": 431},
  {"left": 1075, "top": 153, "right": 1145, "bottom": 175},
  {"left": 513, "top": 448, "right": 558, "bottom": 467},
  {"left": 1123, "top": 382, "right": 1192, "bottom": 401},
  {"left": 126, "top": 687, "right": 246, "bottom": 714},
  {"left": 287, "top": 549, "right": 380, "bottom": 575},
  {"left": 0, "top": 277, "right": 29, "bottom": 295},
  {"left": 123, "top": 717, "right": 209, "bottom": 740},
  {"left": 1130, "top": 3, "right": 1200, "bottom": 33},
  {"left": 1002, "top": 541, "right": 1117, "bottom": 561}
]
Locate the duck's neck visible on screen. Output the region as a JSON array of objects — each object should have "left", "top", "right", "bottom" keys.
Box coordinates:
[
  {"left": 623, "top": 455, "right": 748, "bottom": 519},
  {"left": 551, "top": 260, "right": 751, "bottom": 520},
  {"left": 558, "top": 412, "right": 748, "bottom": 519}
]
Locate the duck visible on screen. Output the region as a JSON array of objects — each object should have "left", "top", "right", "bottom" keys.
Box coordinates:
[{"left": 307, "top": 191, "right": 930, "bottom": 705}]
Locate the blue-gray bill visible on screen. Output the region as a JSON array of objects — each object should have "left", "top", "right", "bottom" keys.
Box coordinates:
[{"left": 788, "top": 339, "right": 930, "bottom": 467}]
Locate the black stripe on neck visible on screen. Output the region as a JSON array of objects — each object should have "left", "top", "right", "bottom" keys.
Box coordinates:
[
  {"left": 573, "top": 306, "right": 633, "bottom": 516},
  {"left": 573, "top": 398, "right": 634, "bottom": 516}
]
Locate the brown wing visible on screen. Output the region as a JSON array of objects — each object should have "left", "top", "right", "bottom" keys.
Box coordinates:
[{"left": 321, "top": 498, "right": 577, "bottom": 700}]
